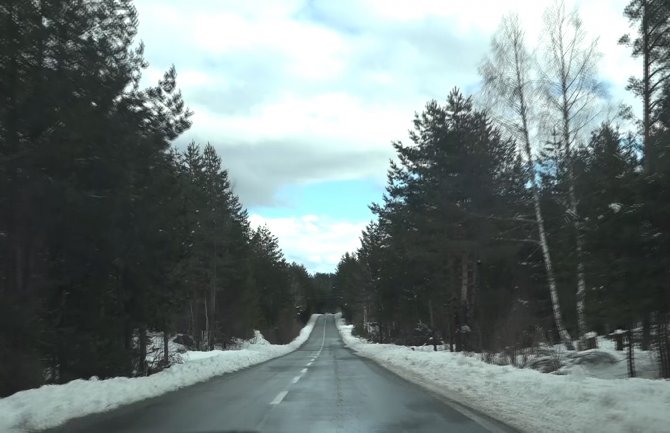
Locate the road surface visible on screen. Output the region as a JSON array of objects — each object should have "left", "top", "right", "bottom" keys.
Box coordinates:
[{"left": 46, "top": 315, "right": 513, "bottom": 433}]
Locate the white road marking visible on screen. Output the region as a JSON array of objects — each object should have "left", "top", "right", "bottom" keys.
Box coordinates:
[
  {"left": 270, "top": 390, "right": 289, "bottom": 405},
  {"left": 286, "top": 318, "right": 325, "bottom": 394},
  {"left": 308, "top": 318, "right": 326, "bottom": 363},
  {"left": 318, "top": 318, "right": 326, "bottom": 352}
]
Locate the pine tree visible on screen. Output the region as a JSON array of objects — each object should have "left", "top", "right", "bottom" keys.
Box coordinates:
[
  {"left": 620, "top": 0, "right": 670, "bottom": 170},
  {"left": 249, "top": 225, "right": 294, "bottom": 343},
  {"left": 347, "top": 89, "right": 525, "bottom": 350}
]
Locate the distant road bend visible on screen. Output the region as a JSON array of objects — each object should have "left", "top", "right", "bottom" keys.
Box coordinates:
[{"left": 47, "top": 315, "right": 517, "bottom": 433}]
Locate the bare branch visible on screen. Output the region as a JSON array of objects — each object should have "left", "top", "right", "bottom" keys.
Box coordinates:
[{"left": 479, "top": 10, "right": 575, "bottom": 348}]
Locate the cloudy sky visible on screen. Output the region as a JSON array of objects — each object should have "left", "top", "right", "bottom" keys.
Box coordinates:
[{"left": 134, "top": 0, "right": 637, "bottom": 273}]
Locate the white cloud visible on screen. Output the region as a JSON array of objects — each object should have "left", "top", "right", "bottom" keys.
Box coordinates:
[
  {"left": 134, "top": 0, "right": 642, "bottom": 270},
  {"left": 249, "top": 214, "right": 366, "bottom": 273},
  {"left": 192, "top": 92, "right": 410, "bottom": 150},
  {"left": 137, "top": 0, "right": 638, "bottom": 159}
]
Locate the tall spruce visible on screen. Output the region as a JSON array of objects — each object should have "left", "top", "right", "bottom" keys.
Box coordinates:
[{"left": 620, "top": 0, "right": 670, "bottom": 170}]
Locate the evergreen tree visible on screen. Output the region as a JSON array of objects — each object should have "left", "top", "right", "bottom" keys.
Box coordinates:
[
  {"left": 620, "top": 0, "right": 670, "bottom": 170},
  {"left": 342, "top": 89, "right": 526, "bottom": 350},
  {"left": 0, "top": 0, "right": 306, "bottom": 394},
  {"left": 249, "top": 225, "right": 295, "bottom": 343}
]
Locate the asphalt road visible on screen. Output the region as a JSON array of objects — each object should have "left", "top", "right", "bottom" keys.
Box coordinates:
[{"left": 45, "top": 315, "right": 513, "bottom": 433}]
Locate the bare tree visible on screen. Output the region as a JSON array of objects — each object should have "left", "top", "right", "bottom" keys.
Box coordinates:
[
  {"left": 480, "top": 14, "right": 574, "bottom": 349},
  {"left": 539, "top": 1, "right": 604, "bottom": 349}
]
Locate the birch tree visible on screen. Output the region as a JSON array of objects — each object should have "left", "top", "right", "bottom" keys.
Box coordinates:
[
  {"left": 480, "top": 14, "right": 574, "bottom": 349},
  {"left": 540, "top": 2, "right": 604, "bottom": 348}
]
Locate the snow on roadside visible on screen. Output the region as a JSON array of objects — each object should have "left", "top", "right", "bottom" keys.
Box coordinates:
[
  {"left": 181, "top": 331, "right": 273, "bottom": 362},
  {"left": 336, "top": 316, "right": 670, "bottom": 433},
  {"left": 554, "top": 338, "right": 659, "bottom": 379},
  {"left": 0, "top": 315, "right": 319, "bottom": 433}
]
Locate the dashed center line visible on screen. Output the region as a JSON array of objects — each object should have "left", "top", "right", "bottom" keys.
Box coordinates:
[
  {"left": 270, "top": 390, "right": 288, "bottom": 405},
  {"left": 266, "top": 317, "right": 330, "bottom": 408},
  {"left": 319, "top": 318, "right": 326, "bottom": 351}
]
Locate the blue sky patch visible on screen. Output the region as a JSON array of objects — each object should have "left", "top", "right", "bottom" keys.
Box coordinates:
[{"left": 251, "top": 178, "right": 384, "bottom": 221}]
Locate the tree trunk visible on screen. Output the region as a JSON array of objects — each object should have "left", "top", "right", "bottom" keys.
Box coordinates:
[
  {"left": 627, "top": 328, "right": 636, "bottom": 378},
  {"left": 461, "top": 254, "right": 468, "bottom": 306},
  {"left": 447, "top": 302, "right": 455, "bottom": 352},
  {"left": 138, "top": 326, "right": 148, "bottom": 377},
  {"left": 658, "top": 316, "right": 670, "bottom": 378},
  {"left": 189, "top": 300, "right": 195, "bottom": 348},
  {"left": 460, "top": 254, "right": 471, "bottom": 352},
  {"left": 510, "top": 35, "right": 574, "bottom": 350},
  {"left": 191, "top": 299, "right": 201, "bottom": 350},
  {"left": 429, "top": 299, "right": 437, "bottom": 351},
  {"left": 643, "top": 0, "right": 652, "bottom": 171},
  {"left": 209, "top": 239, "right": 217, "bottom": 350},
  {"left": 6, "top": 3, "right": 23, "bottom": 295},
  {"left": 203, "top": 296, "right": 209, "bottom": 350},
  {"left": 559, "top": 54, "right": 588, "bottom": 348},
  {"left": 533, "top": 187, "right": 574, "bottom": 350},
  {"left": 163, "top": 330, "right": 169, "bottom": 367},
  {"left": 642, "top": 314, "right": 651, "bottom": 351},
  {"left": 447, "top": 254, "right": 456, "bottom": 352},
  {"left": 570, "top": 182, "right": 588, "bottom": 348},
  {"left": 208, "top": 286, "right": 216, "bottom": 350}
]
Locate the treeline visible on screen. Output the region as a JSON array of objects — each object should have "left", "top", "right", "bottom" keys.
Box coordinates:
[
  {"left": 0, "top": 1, "right": 329, "bottom": 397},
  {"left": 334, "top": 0, "right": 670, "bottom": 378}
]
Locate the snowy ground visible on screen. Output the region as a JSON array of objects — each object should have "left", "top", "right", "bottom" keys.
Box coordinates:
[
  {"left": 337, "top": 316, "right": 670, "bottom": 433},
  {"left": 0, "top": 315, "right": 318, "bottom": 433},
  {"left": 554, "top": 337, "right": 659, "bottom": 379},
  {"left": 409, "top": 337, "right": 659, "bottom": 380},
  {"left": 146, "top": 330, "right": 274, "bottom": 364}
]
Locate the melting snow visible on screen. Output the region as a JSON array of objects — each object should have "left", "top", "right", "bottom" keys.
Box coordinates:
[
  {"left": 0, "top": 315, "right": 318, "bottom": 433},
  {"left": 337, "top": 315, "right": 670, "bottom": 433},
  {"left": 608, "top": 203, "right": 623, "bottom": 213}
]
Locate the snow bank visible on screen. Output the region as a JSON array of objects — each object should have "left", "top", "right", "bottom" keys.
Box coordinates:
[
  {"left": 337, "top": 316, "right": 670, "bottom": 433},
  {"left": 0, "top": 315, "right": 319, "bottom": 433},
  {"left": 181, "top": 331, "right": 273, "bottom": 362},
  {"left": 475, "top": 336, "right": 659, "bottom": 379},
  {"left": 145, "top": 332, "right": 188, "bottom": 367},
  {"left": 554, "top": 338, "right": 659, "bottom": 379}
]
